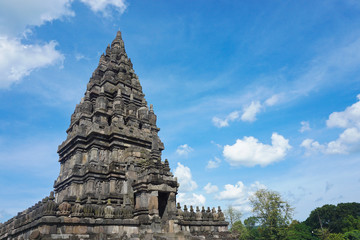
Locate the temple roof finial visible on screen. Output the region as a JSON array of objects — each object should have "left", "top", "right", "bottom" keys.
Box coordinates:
[
  {"left": 116, "top": 31, "right": 122, "bottom": 40},
  {"left": 111, "top": 31, "right": 124, "bottom": 48}
]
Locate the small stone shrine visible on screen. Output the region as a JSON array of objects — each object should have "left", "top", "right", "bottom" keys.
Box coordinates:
[{"left": 0, "top": 32, "right": 235, "bottom": 240}]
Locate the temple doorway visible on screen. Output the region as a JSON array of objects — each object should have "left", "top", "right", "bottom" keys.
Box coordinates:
[{"left": 158, "top": 192, "right": 169, "bottom": 218}]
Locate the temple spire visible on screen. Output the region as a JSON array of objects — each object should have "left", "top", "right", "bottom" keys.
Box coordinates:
[{"left": 111, "top": 30, "right": 124, "bottom": 49}]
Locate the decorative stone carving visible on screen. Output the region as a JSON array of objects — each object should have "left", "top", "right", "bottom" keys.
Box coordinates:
[
  {"left": 115, "top": 180, "right": 122, "bottom": 193},
  {"left": 189, "top": 206, "right": 196, "bottom": 220},
  {"left": 195, "top": 206, "right": 202, "bottom": 221},
  {"left": 120, "top": 231, "right": 129, "bottom": 240},
  {"left": 114, "top": 200, "right": 123, "bottom": 219},
  {"left": 177, "top": 203, "right": 183, "bottom": 219},
  {"left": 44, "top": 192, "right": 57, "bottom": 216},
  {"left": 123, "top": 201, "right": 133, "bottom": 219},
  {"left": 104, "top": 199, "right": 114, "bottom": 218},
  {"left": 183, "top": 205, "right": 190, "bottom": 220},
  {"left": 83, "top": 197, "right": 94, "bottom": 217},
  {"left": 94, "top": 197, "right": 105, "bottom": 218},
  {"left": 57, "top": 201, "right": 71, "bottom": 216},
  {"left": 218, "top": 206, "right": 225, "bottom": 221},
  {"left": 201, "top": 206, "right": 207, "bottom": 221},
  {"left": 212, "top": 207, "right": 218, "bottom": 221},
  {"left": 71, "top": 197, "right": 83, "bottom": 217},
  {"left": 206, "top": 207, "right": 213, "bottom": 221}
]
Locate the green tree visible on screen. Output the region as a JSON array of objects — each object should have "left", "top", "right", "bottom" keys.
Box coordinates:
[
  {"left": 344, "top": 230, "right": 360, "bottom": 240},
  {"left": 244, "top": 216, "right": 261, "bottom": 240},
  {"left": 314, "top": 228, "right": 331, "bottom": 240},
  {"left": 329, "top": 233, "right": 346, "bottom": 240},
  {"left": 286, "top": 220, "right": 318, "bottom": 240},
  {"left": 305, "top": 204, "right": 337, "bottom": 232},
  {"left": 244, "top": 216, "right": 259, "bottom": 229},
  {"left": 341, "top": 216, "right": 360, "bottom": 233},
  {"left": 305, "top": 203, "right": 360, "bottom": 234},
  {"left": 224, "top": 205, "right": 242, "bottom": 228},
  {"left": 250, "top": 189, "right": 294, "bottom": 240},
  {"left": 231, "top": 220, "right": 250, "bottom": 240}
]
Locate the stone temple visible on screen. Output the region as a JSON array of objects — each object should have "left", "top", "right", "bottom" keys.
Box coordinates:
[{"left": 0, "top": 32, "right": 235, "bottom": 240}]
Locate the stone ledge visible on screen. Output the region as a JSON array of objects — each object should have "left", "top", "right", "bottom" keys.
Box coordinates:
[{"left": 0, "top": 215, "right": 140, "bottom": 239}]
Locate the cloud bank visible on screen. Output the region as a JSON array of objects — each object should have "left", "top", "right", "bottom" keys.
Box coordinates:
[
  {"left": 174, "top": 162, "right": 198, "bottom": 192},
  {"left": 80, "top": 0, "right": 127, "bottom": 14},
  {"left": 212, "top": 94, "right": 280, "bottom": 127},
  {"left": 301, "top": 95, "right": 360, "bottom": 154},
  {"left": 176, "top": 144, "right": 194, "bottom": 157},
  {"left": 0, "top": 37, "right": 64, "bottom": 88},
  {"left": 0, "top": 0, "right": 128, "bottom": 88},
  {"left": 223, "top": 133, "right": 291, "bottom": 167},
  {"left": 216, "top": 181, "right": 266, "bottom": 213}
]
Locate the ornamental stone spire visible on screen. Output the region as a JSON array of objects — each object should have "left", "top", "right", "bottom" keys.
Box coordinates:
[
  {"left": 55, "top": 31, "right": 165, "bottom": 205},
  {"left": 0, "top": 31, "right": 234, "bottom": 240}
]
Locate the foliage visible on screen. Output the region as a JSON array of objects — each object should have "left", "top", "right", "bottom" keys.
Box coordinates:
[
  {"left": 305, "top": 203, "right": 360, "bottom": 233},
  {"left": 286, "top": 220, "right": 318, "bottom": 240},
  {"left": 344, "top": 230, "right": 360, "bottom": 240},
  {"left": 231, "top": 220, "right": 250, "bottom": 240},
  {"left": 328, "top": 233, "right": 346, "bottom": 240},
  {"left": 341, "top": 215, "right": 360, "bottom": 233},
  {"left": 227, "top": 187, "right": 359, "bottom": 240},
  {"left": 250, "top": 189, "right": 294, "bottom": 239},
  {"left": 243, "top": 216, "right": 261, "bottom": 240},
  {"left": 244, "top": 216, "right": 259, "bottom": 229},
  {"left": 224, "top": 205, "right": 242, "bottom": 227}
]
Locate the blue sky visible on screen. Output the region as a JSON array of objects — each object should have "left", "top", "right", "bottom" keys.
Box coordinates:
[{"left": 1, "top": 0, "right": 360, "bottom": 222}]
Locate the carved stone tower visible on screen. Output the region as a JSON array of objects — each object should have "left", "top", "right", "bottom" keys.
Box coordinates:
[
  {"left": 54, "top": 31, "right": 178, "bottom": 224},
  {"left": 0, "top": 32, "right": 234, "bottom": 240}
]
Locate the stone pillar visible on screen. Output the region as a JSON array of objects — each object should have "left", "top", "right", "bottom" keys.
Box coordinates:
[
  {"left": 74, "top": 150, "right": 82, "bottom": 165},
  {"left": 87, "top": 178, "right": 95, "bottom": 195},
  {"left": 82, "top": 152, "right": 88, "bottom": 164},
  {"left": 109, "top": 179, "right": 116, "bottom": 194},
  {"left": 140, "top": 192, "right": 148, "bottom": 209},
  {"left": 90, "top": 147, "right": 98, "bottom": 162},
  {"left": 148, "top": 191, "right": 158, "bottom": 216}
]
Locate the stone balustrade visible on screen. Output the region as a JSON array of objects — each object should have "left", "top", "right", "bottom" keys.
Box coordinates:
[
  {"left": 0, "top": 192, "right": 137, "bottom": 237},
  {"left": 176, "top": 203, "right": 225, "bottom": 222}
]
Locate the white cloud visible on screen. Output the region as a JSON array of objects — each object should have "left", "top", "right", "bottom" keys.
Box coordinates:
[
  {"left": 176, "top": 144, "right": 193, "bottom": 157},
  {"left": 301, "top": 127, "right": 360, "bottom": 155},
  {"left": 0, "top": 0, "right": 74, "bottom": 37},
  {"left": 223, "top": 133, "right": 291, "bottom": 167},
  {"left": 80, "top": 0, "right": 127, "bottom": 14},
  {"left": 0, "top": 0, "right": 128, "bottom": 88},
  {"left": 215, "top": 181, "right": 266, "bottom": 213},
  {"left": 300, "top": 139, "right": 325, "bottom": 154},
  {"left": 75, "top": 53, "right": 85, "bottom": 61},
  {"left": 0, "top": 0, "right": 71, "bottom": 88},
  {"left": 299, "top": 121, "right": 311, "bottom": 133},
  {"left": 302, "top": 95, "right": 360, "bottom": 155},
  {"left": 210, "top": 140, "right": 222, "bottom": 149},
  {"left": 264, "top": 94, "right": 280, "bottom": 106},
  {"left": 216, "top": 181, "right": 245, "bottom": 200},
  {"left": 327, "top": 94, "right": 360, "bottom": 129},
  {"left": 203, "top": 183, "right": 219, "bottom": 194},
  {"left": 177, "top": 193, "right": 206, "bottom": 207},
  {"left": 240, "top": 101, "right": 262, "bottom": 122},
  {"left": 206, "top": 157, "right": 221, "bottom": 169},
  {"left": 174, "top": 162, "right": 198, "bottom": 192},
  {"left": 213, "top": 95, "right": 280, "bottom": 127},
  {"left": 212, "top": 111, "right": 240, "bottom": 128},
  {"left": 0, "top": 37, "right": 64, "bottom": 88}
]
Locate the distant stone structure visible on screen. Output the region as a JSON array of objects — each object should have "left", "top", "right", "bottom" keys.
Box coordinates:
[{"left": 0, "top": 32, "right": 235, "bottom": 240}]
